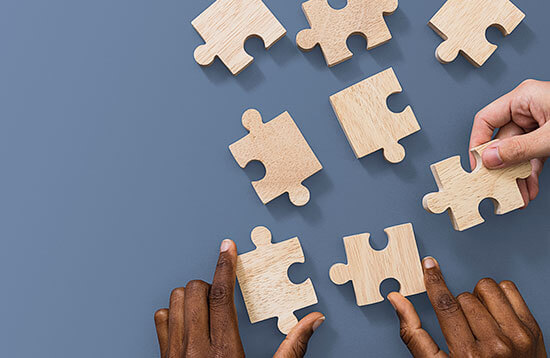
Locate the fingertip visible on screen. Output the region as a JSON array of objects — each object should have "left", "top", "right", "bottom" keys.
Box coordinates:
[
  {"left": 422, "top": 256, "right": 438, "bottom": 270},
  {"left": 220, "top": 239, "right": 236, "bottom": 253}
]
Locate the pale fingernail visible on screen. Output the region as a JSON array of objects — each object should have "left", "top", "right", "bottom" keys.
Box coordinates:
[
  {"left": 220, "top": 239, "right": 232, "bottom": 252},
  {"left": 483, "top": 146, "right": 503, "bottom": 168},
  {"left": 312, "top": 316, "right": 325, "bottom": 331},
  {"left": 423, "top": 257, "right": 436, "bottom": 269}
]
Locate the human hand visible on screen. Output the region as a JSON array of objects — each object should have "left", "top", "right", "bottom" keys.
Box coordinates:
[
  {"left": 154, "top": 239, "right": 325, "bottom": 358},
  {"left": 388, "top": 257, "right": 546, "bottom": 357},
  {"left": 469, "top": 79, "right": 550, "bottom": 207}
]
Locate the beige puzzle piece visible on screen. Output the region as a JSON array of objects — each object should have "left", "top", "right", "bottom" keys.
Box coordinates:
[
  {"left": 329, "top": 68, "right": 420, "bottom": 163},
  {"left": 229, "top": 109, "right": 323, "bottom": 206},
  {"left": 192, "top": 0, "right": 286, "bottom": 75},
  {"left": 428, "top": 0, "right": 525, "bottom": 67},
  {"left": 236, "top": 226, "right": 318, "bottom": 334},
  {"left": 296, "top": 0, "right": 398, "bottom": 66},
  {"left": 329, "top": 223, "right": 425, "bottom": 306},
  {"left": 423, "top": 141, "right": 532, "bottom": 231}
]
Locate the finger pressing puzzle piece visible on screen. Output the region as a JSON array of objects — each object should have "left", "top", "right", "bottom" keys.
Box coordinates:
[
  {"left": 192, "top": 0, "right": 286, "bottom": 75},
  {"left": 229, "top": 109, "right": 323, "bottom": 206},
  {"left": 296, "top": 0, "right": 398, "bottom": 66},
  {"left": 329, "top": 68, "right": 420, "bottom": 163},
  {"left": 237, "top": 226, "right": 318, "bottom": 334},
  {"left": 423, "top": 141, "right": 532, "bottom": 231},
  {"left": 330, "top": 223, "right": 425, "bottom": 306},
  {"left": 428, "top": 0, "right": 525, "bottom": 67}
]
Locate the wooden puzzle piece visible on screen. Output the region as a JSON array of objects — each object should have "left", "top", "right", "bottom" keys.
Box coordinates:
[
  {"left": 329, "top": 68, "right": 420, "bottom": 163},
  {"left": 236, "top": 226, "right": 318, "bottom": 334},
  {"left": 428, "top": 0, "right": 525, "bottom": 67},
  {"left": 192, "top": 0, "right": 286, "bottom": 75},
  {"left": 229, "top": 109, "right": 323, "bottom": 206},
  {"left": 296, "top": 0, "right": 398, "bottom": 66},
  {"left": 329, "top": 223, "right": 425, "bottom": 306},
  {"left": 423, "top": 141, "right": 532, "bottom": 231}
]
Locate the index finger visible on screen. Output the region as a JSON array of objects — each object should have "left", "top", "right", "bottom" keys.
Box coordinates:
[
  {"left": 422, "top": 257, "right": 475, "bottom": 352},
  {"left": 469, "top": 91, "right": 516, "bottom": 168},
  {"left": 209, "top": 239, "right": 240, "bottom": 344}
]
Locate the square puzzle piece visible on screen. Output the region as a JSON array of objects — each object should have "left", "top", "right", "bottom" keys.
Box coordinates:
[
  {"left": 236, "top": 226, "right": 318, "bottom": 334},
  {"left": 329, "top": 68, "right": 420, "bottom": 163},
  {"left": 423, "top": 141, "right": 532, "bottom": 231},
  {"left": 329, "top": 223, "right": 425, "bottom": 306},
  {"left": 192, "top": 0, "right": 286, "bottom": 75},
  {"left": 297, "top": 0, "right": 398, "bottom": 66},
  {"left": 428, "top": 0, "right": 525, "bottom": 67},
  {"left": 229, "top": 109, "right": 323, "bottom": 206}
]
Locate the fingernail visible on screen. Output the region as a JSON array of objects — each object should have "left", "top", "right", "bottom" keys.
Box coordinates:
[
  {"left": 483, "top": 146, "right": 503, "bottom": 168},
  {"left": 423, "top": 257, "right": 436, "bottom": 269},
  {"left": 220, "top": 239, "right": 231, "bottom": 252},
  {"left": 312, "top": 316, "right": 325, "bottom": 331}
]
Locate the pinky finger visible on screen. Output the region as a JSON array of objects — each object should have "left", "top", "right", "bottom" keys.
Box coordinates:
[
  {"left": 388, "top": 292, "right": 448, "bottom": 358},
  {"left": 154, "top": 309, "right": 169, "bottom": 358}
]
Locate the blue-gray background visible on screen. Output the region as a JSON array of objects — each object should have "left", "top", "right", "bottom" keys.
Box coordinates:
[{"left": 1, "top": 0, "right": 549, "bottom": 357}]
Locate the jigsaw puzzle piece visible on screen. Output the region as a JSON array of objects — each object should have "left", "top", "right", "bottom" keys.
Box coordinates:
[
  {"left": 296, "top": 0, "right": 398, "bottom": 67},
  {"left": 423, "top": 141, "right": 532, "bottom": 231},
  {"left": 330, "top": 223, "right": 425, "bottom": 306},
  {"left": 229, "top": 109, "right": 323, "bottom": 206},
  {"left": 329, "top": 68, "right": 420, "bottom": 163},
  {"left": 192, "top": 0, "right": 287, "bottom": 75},
  {"left": 428, "top": 0, "right": 525, "bottom": 67},
  {"left": 236, "top": 226, "right": 318, "bottom": 334}
]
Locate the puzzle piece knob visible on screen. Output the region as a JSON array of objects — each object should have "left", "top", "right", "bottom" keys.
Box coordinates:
[
  {"left": 296, "top": 29, "right": 316, "bottom": 51},
  {"left": 288, "top": 184, "right": 311, "bottom": 207},
  {"left": 435, "top": 39, "right": 460, "bottom": 64},
  {"left": 250, "top": 226, "right": 272, "bottom": 248},
  {"left": 241, "top": 109, "right": 264, "bottom": 131},
  {"left": 277, "top": 313, "right": 299, "bottom": 335},
  {"left": 329, "top": 263, "right": 350, "bottom": 285},
  {"left": 383, "top": 142, "right": 406, "bottom": 163},
  {"left": 194, "top": 44, "right": 216, "bottom": 67}
]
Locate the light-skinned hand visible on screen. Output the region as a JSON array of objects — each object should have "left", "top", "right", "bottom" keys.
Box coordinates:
[{"left": 469, "top": 79, "right": 550, "bottom": 207}]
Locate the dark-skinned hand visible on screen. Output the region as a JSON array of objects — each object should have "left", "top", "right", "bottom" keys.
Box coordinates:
[
  {"left": 389, "top": 257, "right": 546, "bottom": 357},
  {"left": 154, "top": 239, "right": 325, "bottom": 358}
]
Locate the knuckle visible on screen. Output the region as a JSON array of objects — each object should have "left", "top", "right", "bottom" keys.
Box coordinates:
[
  {"left": 209, "top": 283, "right": 233, "bottom": 307},
  {"left": 434, "top": 293, "right": 461, "bottom": 315},
  {"left": 425, "top": 270, "right": 444, "bottom": 285},
  {"left": 489, "top": 338, "right": 513, "bottom": 357},
  {"left": 170, "top": 286, "right": 185, "bottom": 298},
  {"left": 216, "top": 254, "right": 234, "bottom": 272},
  {"left": 291, "top": 338, "right": 308, "bottom": 357},
  {"left": 399, "top": 326, "right": 414, "bottom": 346},
  {"left": 511, "top": 329, "right": 535, "bottom": 353},
  {"left": 520, "top": 78, "right": 537, "bottom": 88},
  {"left": 505, "top": 138, "right": 527, "bottom": 161},
  {"left": 456, "top": 292, "right": 474, "bottom": 301}
]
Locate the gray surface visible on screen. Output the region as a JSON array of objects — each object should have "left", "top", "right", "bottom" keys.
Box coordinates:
[{"left": 1, "top": 0, "right": 549, "bottom": 357}]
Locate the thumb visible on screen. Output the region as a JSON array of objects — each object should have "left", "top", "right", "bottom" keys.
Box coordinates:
[
  {"left": 483, "top": 127, "right": 550, "bottom": 168},
  {"left": 273, "top": 312, "right": 325, "bottom": 358},
  {"left": 388, "top": 292, "right": 448, "bottom": 358}
]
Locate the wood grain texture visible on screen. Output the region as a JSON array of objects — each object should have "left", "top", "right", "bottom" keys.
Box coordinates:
[
  {"left": 236, "top": 226, "right": 318, "bottom": 334},
  {"left": 428, "top": 0, "right": 525, "bottom": 67},
  {"left": 329, "top": 68, "right": 420, "bottom": 163},
  {"left": 192, "top": 0, "right": 286, "bottom": 75},
  {"left": 296, "top": 0, "right": 398, "bottom": 67},
  {"left": 423, "top": 140, "right": 532, "bottom": 231},
  {"left": 229, "top": 109, "right": 323, "bottom": 206},
  {"left": 329, "top": 223, "right": 425, "bottom": 306}
]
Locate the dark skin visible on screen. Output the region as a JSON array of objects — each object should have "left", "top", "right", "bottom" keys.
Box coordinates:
[
  {"left": 389, "top": 257, "right": 546, "bottom": 357},
  {"left": 154, "top": 239, "right": 325, "bottom": 358}
]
